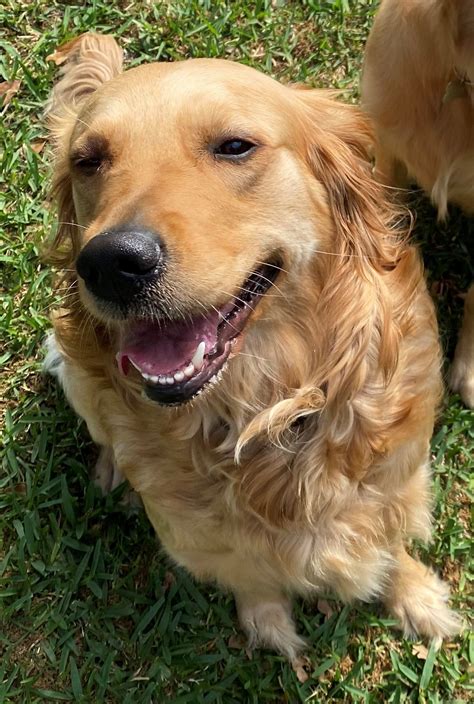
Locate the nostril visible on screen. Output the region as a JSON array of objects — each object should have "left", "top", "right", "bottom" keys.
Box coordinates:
[{"left": 76, "top": 257, "right": 100, "bottom": 286}]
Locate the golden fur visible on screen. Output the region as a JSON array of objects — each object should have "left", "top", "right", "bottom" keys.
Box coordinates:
[
  {"left": 45, "top": 33, "right": 460, "bottom": 659},
  {"left": 361, "top": 0, "right": 474, "bottom": 408}
]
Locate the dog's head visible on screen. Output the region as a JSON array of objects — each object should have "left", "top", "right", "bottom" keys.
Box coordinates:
[{"left": 48, "top": 34, "right": 404, "bottom": 409}]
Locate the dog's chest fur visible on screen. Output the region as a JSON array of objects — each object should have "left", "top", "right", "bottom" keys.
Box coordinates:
[{"left": 62, "top": 359, "right": 428, "bottom": 602}]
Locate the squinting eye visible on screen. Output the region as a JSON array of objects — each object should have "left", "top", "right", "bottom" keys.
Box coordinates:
[
  {"left": 72, "top": 154, "right": 105, "bottom": 173},
  {"left": 214, "top": 138, "right": 257, "bottom": 159}
]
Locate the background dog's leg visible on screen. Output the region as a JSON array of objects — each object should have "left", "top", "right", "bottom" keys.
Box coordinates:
[
  {"left": 235, "top": 588, "right": 305, "bottom": 660},
  {"left": 382, "top": 545, "right": 461, "bottom": 642},
  {"left": 450, "top": 284, "right": 474, "bottom": 408}
]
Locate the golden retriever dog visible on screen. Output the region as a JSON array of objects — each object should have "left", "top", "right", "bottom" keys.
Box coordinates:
[
  {"left": 44, "top": 33, "right": 460, "bottom": 660},
  {"left": 361, "top": 0, "right": 474, "bottom": 409}
]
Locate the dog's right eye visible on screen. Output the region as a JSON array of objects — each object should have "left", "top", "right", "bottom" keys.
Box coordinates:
[
  {"left": 72, "top": 155, "right": 105, "bottom": 173},
  {"left": 71, "top": 136, "right": 109, "bottom": 174}
]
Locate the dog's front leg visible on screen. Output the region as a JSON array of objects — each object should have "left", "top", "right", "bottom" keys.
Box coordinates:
[
  {"left": 450, "top": 283, "right": 474, "bottom": 408},
  {"left": 92, "top": 446, "right": 122, "bottom": 492},
  {"left": 91, "top": 446, "right": 142, "bottom": 506},
  {"left": 382, "top": 544, "right": 461, "bottom": 642}
]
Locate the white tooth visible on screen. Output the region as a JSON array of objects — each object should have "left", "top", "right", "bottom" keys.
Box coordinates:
[
  {"left": 158, "top": 376, "right": 167, "bottom": 385},
  {"left": 150, "top": 376, "right": 159, "bottom": 384},
  {"left": 184, "top": 364, "right": 195, "bottom": 378},
  {"left": 166, "top": 376, "right": 174, "bottom": 384},
  {"left": 142, "top": 372, "right": 151, "bottom": 380},
  {"left": 191, "top": 341, "right": 206, "bottom": 371},
  {"left": 130, "top": 359, "right": 142, "bottom": 372},
  {"left": 174, "top": 370, "right": 185, "bottom": 382}
]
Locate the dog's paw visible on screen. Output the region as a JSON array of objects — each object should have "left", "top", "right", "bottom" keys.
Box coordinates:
[
  {"left": 449, "top": 353, "right": 474, "bottom": 408},
  {"left": 387, "top": 562, "right": 462, "bottom": 642},
  {"left": 236, "top": 594, "right": 305, "bottom": 660}
]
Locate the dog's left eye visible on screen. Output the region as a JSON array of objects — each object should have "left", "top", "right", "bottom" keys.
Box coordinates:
[{"left": 214, "top": 139, "right": 256, "bottom": 159}]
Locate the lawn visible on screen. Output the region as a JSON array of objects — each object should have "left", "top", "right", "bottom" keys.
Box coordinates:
[{"left": 0, "top": 1, "right": 472, "bottom": 702}]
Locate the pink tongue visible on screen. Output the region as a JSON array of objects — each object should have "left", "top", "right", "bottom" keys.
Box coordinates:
[{"left": 118, "top": 311, "right": 221, "bottom": 376}]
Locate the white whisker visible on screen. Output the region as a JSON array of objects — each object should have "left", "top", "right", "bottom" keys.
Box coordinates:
[
  {"left": 254, "top": 259, "right": 290, "bottom": 275},
  {"left": 214, "top": 289, "right": 255, "bottom": 311},
  {"left": 237, "top": 352, "right": 271, "bottom": 364},
  {"left": 54, "top": 221, "right": 87, "bottom": 231}
]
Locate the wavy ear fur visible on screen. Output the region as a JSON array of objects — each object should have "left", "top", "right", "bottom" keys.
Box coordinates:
[
  {"left": 238, "top": 93, "right": 425, "bottom": 508},
  {"left": 45, "top": 33, "right": 123, "bottom": 267},
  {"left": 297, "top": 90, "right": 419, "bottom": 402},
  {"left": 47, "top": 32, "right": 123, "bottom": 133}
]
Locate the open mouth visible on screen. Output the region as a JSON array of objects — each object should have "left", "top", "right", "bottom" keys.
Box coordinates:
[{"left": 116, "top": 260, "right": 280, "bottom": 405}]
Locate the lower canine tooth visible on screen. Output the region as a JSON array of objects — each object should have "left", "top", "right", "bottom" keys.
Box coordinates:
[
  {"left": 191, "top": 341, "right": 205, "bottom": 371},
  {"left": 174, "top": 371, "right": 185, "bottom": 382}
]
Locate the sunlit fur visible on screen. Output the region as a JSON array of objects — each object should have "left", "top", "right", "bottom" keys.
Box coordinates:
[
  {"left": 361, "top": 0, "right": 474, "bottom": 408},
  {"left": 46, "top": 33, "right": 461, "bottom": 659}
]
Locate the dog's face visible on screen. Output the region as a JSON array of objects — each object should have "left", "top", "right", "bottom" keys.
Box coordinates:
[{"left": 50, "top": 43, "right": 378, "bottom": 406}]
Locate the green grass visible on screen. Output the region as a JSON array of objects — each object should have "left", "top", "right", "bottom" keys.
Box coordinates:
[{"left": 1, "top": 1, "right": 472, "bottom": 702}]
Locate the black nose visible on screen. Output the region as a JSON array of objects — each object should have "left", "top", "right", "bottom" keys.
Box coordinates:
[{"left": 76, "top": 228, "right": 163, "bottom": 303}]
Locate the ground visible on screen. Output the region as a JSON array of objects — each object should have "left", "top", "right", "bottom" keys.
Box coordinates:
[{"left": 0, "top": 1, "right": 472, "bottom": 702}]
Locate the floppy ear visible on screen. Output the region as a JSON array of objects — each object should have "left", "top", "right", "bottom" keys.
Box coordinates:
[
  {"left": 299, "top": 93, "right": 428, "bottom": 459},
  {"left": 295, "top": 90, "right": 395, "bottom": 269},
  {"left": 235, "top": 93, "right": 428, "bottom": 527},
  {"left": 45, "top": 33, "right": 123, "bottom": 267},
  {"left": 246, "top": 92, "right": 422, "bottom": 452},
  {"left": 295, "top": 90, "right": 412, "bottom": 378},
  {"left": 47, "top": 32, "right": 123, "bottom": 134}
]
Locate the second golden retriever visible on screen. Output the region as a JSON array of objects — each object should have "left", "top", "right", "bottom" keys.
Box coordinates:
[
  {"left": 362, "top": 0, "right": 474, "bottom": 408},
  {"left": 45, "top": 33, "right": 460, "bottom": 658}
]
